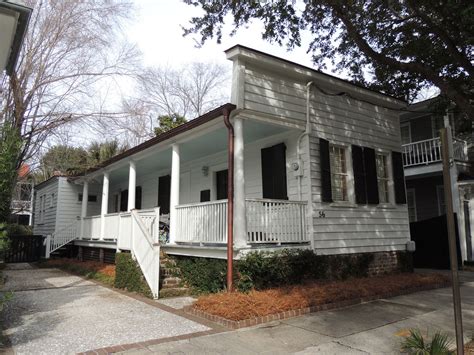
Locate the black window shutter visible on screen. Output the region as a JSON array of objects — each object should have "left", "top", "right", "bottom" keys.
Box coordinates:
[
  {"left": 352, "top": 145, "right": 367, "bottom": 204},
  {"left": 135, "top": 186, "right": 142, "bottom": 209},
  {"left": 364, "top": 147, "right": 379, "bottom": 204},
  {"left": 271, "top": 143, "right": 288, "bottom": 200},
  {"left": 261, "top": 146, "right": 273, "bottom": 199},
  {"left": 319, "top": 138, "right": 332, "bottom": 203},
  {"left": 392, "top": 151, "right": 407, "bottom": 204},
  {"left": 215, "top": 170, "right": 228, "bottom": 200}
]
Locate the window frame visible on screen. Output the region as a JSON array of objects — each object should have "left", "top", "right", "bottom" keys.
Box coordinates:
[
  {"left": 400, "top": 122, "right": 411, "bottom": 145},
  {"left": 375, "top": 153, "right": 390, "bottom": 204},
  {"left": 39, "top": 195, "right": 46, "bottom": 223},
  {"left": 78, "top": 193, "right": 98, "bottom": 203},
  {"left": 329, "top": 143, "right": 354, "bottom": 205}
]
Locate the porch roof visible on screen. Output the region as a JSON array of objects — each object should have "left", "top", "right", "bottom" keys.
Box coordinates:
[
  {"left": 82, "top": 117, "right": 293, "bottom": 184},
  {"left": 83, "top": 103, "right": 236, "bottom": 176}
]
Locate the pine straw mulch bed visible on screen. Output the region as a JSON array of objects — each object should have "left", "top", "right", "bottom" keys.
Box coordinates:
[
  {"left": 192, "top": 273, "right": 450, "bottom": 322},
  {"left": 466, "top": 340, "right": 474, "bottom": 355},
  {"left": 40, "top": 258, "right": 116, "bottom": 286}
]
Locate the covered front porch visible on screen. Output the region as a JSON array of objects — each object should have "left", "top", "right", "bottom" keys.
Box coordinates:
[{"left": 71, "top": 111, "right": 311, "bottom": 258}]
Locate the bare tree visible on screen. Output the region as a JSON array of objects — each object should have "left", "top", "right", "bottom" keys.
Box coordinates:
[
  {"left": 178, "top": 62, "right": 230, "bottom": 117},
  {"left": 115, "top": 61, "right": 230, "bottom": 143},
  {"left": 0, "top": 0, "right": 140, "bottom": 169}
]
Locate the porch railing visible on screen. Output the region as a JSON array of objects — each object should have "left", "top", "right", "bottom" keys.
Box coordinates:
[
  {"left": 46, "top": 218, "right": 81, "bottom": 257},
  {"left": 175, "top": 200, "right": 228, "bottom": 244},
  {"left": 246, "top": 199, "right": 307, "bottom": 244},
  {"left": 83, "top": 215, "right": 101, "bottom": 239},
  {"left": 402, "top": 137, "right": 469, "bottom": 168},
  {"left": 174, "top": 199, "right": 308, "bottom": 245}
]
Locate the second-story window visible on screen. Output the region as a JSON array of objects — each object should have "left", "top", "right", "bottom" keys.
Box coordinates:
[
  {"left": 330, "top": 145, "right": 348, "bottom": 202},
  {"left": 376, "top": 154, "right": 390, "bottom": 203}
]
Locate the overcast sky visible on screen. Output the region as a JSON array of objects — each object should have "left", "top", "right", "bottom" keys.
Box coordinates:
[{"left": 127, "top": 0, "right": 328, "bottom": 72}]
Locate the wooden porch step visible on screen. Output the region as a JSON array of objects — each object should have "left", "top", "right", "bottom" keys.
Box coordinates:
[{"left": 161, "top": 277, "right": 182, "bottom": 288}]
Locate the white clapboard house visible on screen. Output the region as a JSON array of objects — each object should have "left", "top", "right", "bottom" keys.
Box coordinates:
[{"left": 33, "top": 45, "right": 412, "bottom": 298}]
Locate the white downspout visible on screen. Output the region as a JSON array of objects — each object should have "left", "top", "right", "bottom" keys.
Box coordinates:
[{"left": 296, "top": 81, "right": 314, "bottom": 200}]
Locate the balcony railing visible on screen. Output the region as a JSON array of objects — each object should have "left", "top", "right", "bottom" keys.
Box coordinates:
[{"left": 402, "top": 137, "right": 468, "bottom": 168}]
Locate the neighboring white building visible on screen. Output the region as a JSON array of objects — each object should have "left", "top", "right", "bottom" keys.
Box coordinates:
[
  {"left": 400, "top": 98, "right": 473, "bottom": 264},
  {"left": 33, "top": 45, "right": 411, "bottom": 297}
]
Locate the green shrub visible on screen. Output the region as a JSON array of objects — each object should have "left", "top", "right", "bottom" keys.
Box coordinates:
[
  {"left": 115, "top": 253, "right": 152, "bottom": 298},
  {"left": 174, "top": 256, "right": 227, "bottom": 294},
  {"left": 173, "top": 250, "right": 376, "bottom": 294},
  {"left": 326, "top": 253, "right": 375, "bottom": 280},
  {"left": 237, "top": 250, "right": 374, "bottom": 291},
  {"left": 5, "top": 224, "right": 32, "bottom": 236}
]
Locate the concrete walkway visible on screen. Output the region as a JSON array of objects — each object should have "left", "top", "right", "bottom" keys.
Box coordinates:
[
  {"left": 0, "top": 264, "right": 212, "bottom": 354},
  {"left": 118, "top": 271, "right": 474, "bottom": 354}
]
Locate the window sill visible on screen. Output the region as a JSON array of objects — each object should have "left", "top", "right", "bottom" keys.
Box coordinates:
[{"left": 329, "top": 201, "right": 357, "bottom": 208}]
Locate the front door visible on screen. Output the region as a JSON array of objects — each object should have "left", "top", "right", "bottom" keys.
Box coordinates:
[
  {"left": 261, "top": 143, "right": 288, "bottom": 200},
  {"left": 119, "top": 186, "right": 142, "bottom": 211},
  {"left": 120, "top": 190, "right": 128, "bottom": 212},
  {"left": 158, "top": 175, "right": 171, "bottom": 214}
]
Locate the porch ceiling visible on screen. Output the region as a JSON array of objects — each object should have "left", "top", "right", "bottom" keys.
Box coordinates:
[
  {"left": 107, "top": 119, "right": 292, "bottom": 183},
  {"left": 180, "top": 119, "right": 291, "bottom": 162}
]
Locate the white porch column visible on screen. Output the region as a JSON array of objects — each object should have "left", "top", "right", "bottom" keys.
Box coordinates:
[
  {"left": 128, "top": 161, "right": 136, "bottom": 211},
  {"left": 169, "top": 144, "right": 180, "bottom": 244},
  {"left": 80, "top": 181, "right": 88, "bottom": 239},
  {"left": 233, "top": 117, "right": 247, "bottom": 249},
  {"left": 100, "top": 172, "right": 109, "bottom": 240}
]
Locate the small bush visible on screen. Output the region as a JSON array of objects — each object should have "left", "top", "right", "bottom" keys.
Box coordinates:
[
  {"left": 175, "top": 256, "right": 227, "bottom": 294},
  {"left": 115, "top": 253, "right": 152, "bottom": 298}
]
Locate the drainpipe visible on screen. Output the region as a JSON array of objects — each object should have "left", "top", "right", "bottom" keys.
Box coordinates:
[
  {"left": 223, "top": 106, "right": 236, "bottom": 292},
  {"left": 296, "top": 81, "right": 314, "bottom": 200}
]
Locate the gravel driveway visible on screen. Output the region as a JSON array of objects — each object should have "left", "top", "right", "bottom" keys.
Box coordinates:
[{"left": 0, "top": 263, "right": 210, "bottom": 354}]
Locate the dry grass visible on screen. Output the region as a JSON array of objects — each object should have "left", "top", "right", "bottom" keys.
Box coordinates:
[{"left": 194, "top": 273, "right": 449, "bottom": 321}]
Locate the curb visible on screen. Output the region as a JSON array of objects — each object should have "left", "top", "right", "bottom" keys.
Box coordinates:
[{"left": 184, "top": 281, "right": 450, "bottom": 330}]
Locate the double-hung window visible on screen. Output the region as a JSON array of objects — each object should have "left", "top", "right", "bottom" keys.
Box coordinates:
[
  {"left": 330, "top": 145, "right": 348, "bottom": 202},
  {"left": 376, "top": 154, "right": 390, "bottom": 203}
]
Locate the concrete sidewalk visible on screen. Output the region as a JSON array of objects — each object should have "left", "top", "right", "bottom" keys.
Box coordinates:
[
  {"left": 118, "top": 272, "right": 474, "bottom": 354},
  {"left": 0, "top": 264, "right": 213, "bottom": 354}
]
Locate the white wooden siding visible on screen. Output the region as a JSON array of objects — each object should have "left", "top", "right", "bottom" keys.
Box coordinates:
[
  {"left": 55, "top": 178, "right": 102, "bottom": 232},
  {"left": 104, "top": 131, "right": 308, "bottom": 213},
  {"left": 33, "top": 178, "right": 59, "bottom": 236},
  {"left": 241, "top": 63, "right": 410, "bottom": 255}
]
